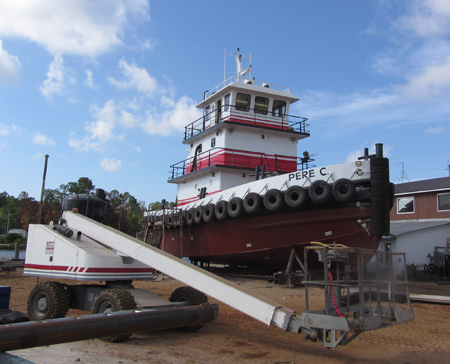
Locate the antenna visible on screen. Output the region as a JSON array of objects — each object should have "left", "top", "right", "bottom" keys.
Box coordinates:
[
  {"left": 448, "top": 157, "right": 450, "bottom": 177},
  {"left": 224, "top": 49, "right": 252, "bottom": 82},
  {"left": 397, "top": 162, "right": 410, "bottom": 184}
]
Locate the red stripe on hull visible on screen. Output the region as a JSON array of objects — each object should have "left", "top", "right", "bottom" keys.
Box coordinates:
[{"left": 161, "top": 206, "right": 379, "bottom": 269}]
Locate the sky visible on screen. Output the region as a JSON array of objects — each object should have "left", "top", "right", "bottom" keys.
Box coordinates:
[{"left": 0, "top": 0, "right": 449, "bottom": 207}]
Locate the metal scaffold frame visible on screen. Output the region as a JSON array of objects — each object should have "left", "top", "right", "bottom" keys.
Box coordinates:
[{"left": 302, "top": 242, "right": 415, "bottom": 347}]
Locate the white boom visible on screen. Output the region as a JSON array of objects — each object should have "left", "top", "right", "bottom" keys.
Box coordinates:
[{"left": 61, "top": 210, "right": 305, "bottom": 334}]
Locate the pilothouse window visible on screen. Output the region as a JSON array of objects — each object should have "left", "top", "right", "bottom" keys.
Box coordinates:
[
  {"left": 236, "top": 93, "right": 251, "bottom": 111},
  {"left": 255, "top": 96, "right": 269, "bottom": 114},
  {"left": 224, "top": 94, "right": 230, "bottom": 111},
  {"left": 272, "top": 100, "right": 286, "bottom": 117},
  {"left": 204, "top": 106, "right": 210, "bottom": 122}
]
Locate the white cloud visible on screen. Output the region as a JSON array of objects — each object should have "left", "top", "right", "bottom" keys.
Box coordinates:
[
  {"left": 40, "top": 54, "right": 65, "bottom": 99},
  {"left": 368, "top": 1, "right": 450, "bottom": 99},
  {"left": 426, "top": 125, "right": 447, "bottom": 133},
  {"left": 84, "top": 69, "right": 96, "bottom": 88},
  {"left": 68, "top": 137, "right": 103, "bottom": 153},
  {"left": 32, "top": 132, "right": 55, "bottom": 146},
  {"left": 301, "top": 89, "right": 397, "bottom": 121},
  {"left": 120, "top": 110, "right": 139, "bottom": 128},
  {"left": 396, "top": 55, "right": 450, "bottom": 98},
  {"left": 31, "top": 152, "right": 45, "bottom": 161},
  {"left": 86, "top": 100, "right": 125, "bottom": 143},
  {"left": 142, "top": 96, "right": 201, "bottom": 136},
  {"left": 0, "top": 39, "right": 21, "bottom": 83},
  {"left": 100, "top": 157, "right": 122, "bottom": 172},
  {"left": 0, "top": 1, "right": 150, "bottom": 57},
  {"left": 395, "top": 0, "right": 450, "bottom": 38},
  {"left": 69, "top": 100, "right": 125, "bottom": 152},
  {"left": 0, "top": 122, "right": 19, "bottom": 137},
  {"left": 109, "top": 59, "right": 158, "bottom": 96},
  {"left": 0, "top": 122, "right": 9, "bottom": 136}
]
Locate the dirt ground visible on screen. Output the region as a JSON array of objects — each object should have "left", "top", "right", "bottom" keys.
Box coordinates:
[{"left": 1, "top": 270, "right": 450, "bottom": 364}]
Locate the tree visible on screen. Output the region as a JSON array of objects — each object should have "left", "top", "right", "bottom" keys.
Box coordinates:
[
  {"left": 0, "top": 193, "right": 20, "bottom": 234},
  {"left": 41, "top": 188, "right": 63, "bottom": 224},
  {"left": 67, "top": 177, "right": 95, "bottom": 195},
  {"left": 18, "top": 196, "right": 39, "bottom": 231}
]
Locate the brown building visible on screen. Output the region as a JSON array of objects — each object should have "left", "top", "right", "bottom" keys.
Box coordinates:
[{"left": 378, "top": 176, "right": 450, "bottom": 268}]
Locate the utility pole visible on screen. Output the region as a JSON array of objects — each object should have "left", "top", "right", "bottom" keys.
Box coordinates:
[{"left": 38, "top": 155, "right": 49, "bottom": 224}]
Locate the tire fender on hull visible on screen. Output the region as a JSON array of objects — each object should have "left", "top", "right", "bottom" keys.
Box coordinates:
[
  {"left": 202, "top": 203, "right": 216, "bottom": 223},
  {"left": 214, "top": 200, "right": 228, "bottom": 221},
  {"left": 284, "top": 186, "right": 308, "bottom": 208},
  {"left": 186, "top": 208, "right": 195, "bottom": 226},
  {"left": 332, "top": 178, "right": 355, "bottom": 202},
  {"left": 227, "top": 197, "right": 245, "bottom": 218},
  {"left": 263, "top": 189, "right": 285, "bottom": 211},
  {"left": 194, "top": 206, "right": 203, "bottom": 224},
  {"left": 309, "top": 180, "right": 332, "bottom": 203},
  {"left": 243, "top": 192, "right": 263, "bottom": 214}
]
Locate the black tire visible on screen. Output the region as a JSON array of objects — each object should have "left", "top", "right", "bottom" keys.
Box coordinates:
[
  {"left": 263, "top": 189, "right": 285, "bottom": 211},
  {"left": 186, "top": 207, "right": 195, "bottom": 226},
  {"left": 194, "top": 206, "right": 203, "bottom": 224},
  {"left": 332, "top": 179, "right": 355, "bottom": 202},
  {"left": 202, "top": 203, "right": 216, "bottom": 223},
  {"left": 227, "top": 197, "right": 244, "bottom": 218},
  {"left": 309, "top": 180, "right": 332, "bottom": 203},
  {"left": 389, "top": 182, "right": 395, "bottom": 210},
  {"left": 169, "top": 287, "right": 208, "bottom": 332},
  {"left": 27, "top": 281, "right": 70, "bottom": 321},
  {"left": 92, "top": 289, "right": 137, "bottom": 343},
  {"left": 243, "top": 193, "right": 263, "bottom": 214},
  {"left": 284, "top": 186, "right": 308, "bottom": 208},
  {"left": 181, "top": 210, "right": 187, "bottom": 226},
  {"left": 215, "top": 200, "right": 228, "bottom": 220}
]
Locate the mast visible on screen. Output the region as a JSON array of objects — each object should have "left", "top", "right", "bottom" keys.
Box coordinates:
[{"left": 224, "top": 49, "right": 252, "bottom": 83}]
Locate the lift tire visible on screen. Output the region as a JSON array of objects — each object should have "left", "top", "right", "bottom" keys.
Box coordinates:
[
  {"left": 92, "top": 289, "right": 137, "bottom": 343},
  {"left": 263, "top": 189, "right": 285, "bottom": 211},
  {"left": 243, "top": 193, "right": 263, "bottom": 214},
  {"left": 202, "top": 203, "right": 216, "bottom": 223},
  {"left": 186, "top": 208, "right": 195, "bottom": 226},
  {"left": 194, "top": 206, "right": 203, "bottom": 224},
  {"left": 227, "top": 197, "right": 244, "bottom": 218},
  {"left": 309, "top": 180, "right": 332, "bottom": 203},
  {"left": 332, "top": 178, "right": 355, "bottom": 202},
  {"left": 169, "top": 287, "right": 208, "bottom": 332},
  {"left": 284, "top": 185, "right": 308, "bottom": 208},
  {"left": 214, "top": 200, "right": 228, "bottom": 220},
  {"left": 27, "top": 281, "right": 70, "bottom": 321}
]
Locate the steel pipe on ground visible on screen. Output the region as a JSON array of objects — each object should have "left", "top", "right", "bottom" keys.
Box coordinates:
[{"left": 0, "top": 304, "right": 218, "bottom": 352}]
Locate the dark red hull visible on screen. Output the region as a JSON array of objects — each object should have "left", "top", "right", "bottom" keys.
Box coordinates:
[{"left": 161, "top": 205, "right": 380, "bottom": 270}]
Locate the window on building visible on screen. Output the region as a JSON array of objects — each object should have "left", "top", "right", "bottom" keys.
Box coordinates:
[
  {"left": 438, "top": 193, "right": 450, "bottom": 211},
  {"left": 255, "top": 96, "right": 269, "bottom": 114},
  {"left": 397, "top": 196, "right": 414, "bottom": 214},
  {"left": 272, "top": 99, "right": 286, "bottom": 117},
  {"left": 224, "top": 94, "right": 230, "bottom": 111},
  {"left": 236, "top": 93, "right": 251, "bottom": 111}
]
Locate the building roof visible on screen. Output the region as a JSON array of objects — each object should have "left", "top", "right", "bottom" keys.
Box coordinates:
[
  {"left": 395, "top": 176, "right": 450, "bottom": 196},
  {"left": 387, "top": 219, "right": 450, "bottom": 237}
]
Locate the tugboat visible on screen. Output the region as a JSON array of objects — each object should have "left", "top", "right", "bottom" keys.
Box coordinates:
[{"left": 144, "top": 50, "right": 392, "bottom": 270}]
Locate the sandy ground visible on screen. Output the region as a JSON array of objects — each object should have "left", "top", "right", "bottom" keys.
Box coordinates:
[{"left": 1, "top": 270, "right": 450, "bottom": 364}]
